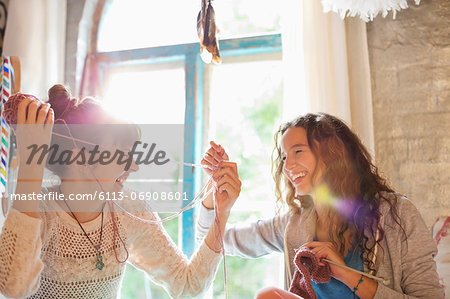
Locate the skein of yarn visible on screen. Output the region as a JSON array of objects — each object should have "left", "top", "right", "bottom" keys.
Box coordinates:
[
  {"left": 289, "top": 247, "right": 331, "bottom": 299},
  {"left": 3, "top": 93, "right": 44, "bottom": 125}
]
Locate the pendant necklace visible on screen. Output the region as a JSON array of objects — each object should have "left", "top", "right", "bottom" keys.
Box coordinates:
[{"left": 63, "top": 197, "right": 105, "bottom": 270}]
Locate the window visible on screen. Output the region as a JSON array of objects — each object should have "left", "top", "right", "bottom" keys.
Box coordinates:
[
  {"left": 102, "top": 65, "right": 186, "bottom": 124},
  {"left": 95, "top": 0, "right": 283, "bottom": 297},
  {"left": 208, "top": 54, "right": 284, "bottom": 298}
]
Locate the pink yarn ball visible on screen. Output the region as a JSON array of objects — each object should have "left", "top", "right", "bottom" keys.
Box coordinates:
[{"left": 3, "top": 93, "right": 44, "bottom": 125}]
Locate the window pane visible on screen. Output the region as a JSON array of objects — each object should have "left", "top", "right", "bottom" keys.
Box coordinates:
[
  {"left": 208, "top": 56, "right": 284, "bottom": 298},
  {"left": 209, "top": 57, "right": 283, "bottom": 212},
  {"left": 102, "top": 66, "right": 185, "bottom": 298},
  {"left": 98, "top": 0, "right": 199, "bottom": 51},
  {"left": 103, "top": 66, "right": 185, "bottom": 124},
  {"left": 214, "top": 0, "right": 281, "bottom": 38},
  {"left": 97, "top": 0, "right": 281, "bottom": 52}
]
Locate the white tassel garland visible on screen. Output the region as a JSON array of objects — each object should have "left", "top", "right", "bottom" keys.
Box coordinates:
[{"left": 320, "top": 0, "right": 421, "bottom": 22}]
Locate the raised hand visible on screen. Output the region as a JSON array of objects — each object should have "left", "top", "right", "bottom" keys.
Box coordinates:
[
  {"left": 13, "top": 97, "right": 54, "bottom": 216},
  {"left": 212, "top": 161, "right": 241, "bottom": 217},
  {"left": 201, "top": 141, "right": 230, "bottom": 209},
  {"left": 16, "top": 97, "right": 54, "bottom": 166},
  {"left": 203, "top": 160, "right": 241, "bottom": 254},
  {"left": 201, "top": 141, "right": 229, "bottom": 176}
]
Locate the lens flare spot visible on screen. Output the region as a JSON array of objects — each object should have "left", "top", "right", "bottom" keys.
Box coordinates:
[
  {"left": 314, "top": 184, "right": 334, "bottom": 207},
  {"left": 314, "top": 183, "right": 357, "bottom": 220}
]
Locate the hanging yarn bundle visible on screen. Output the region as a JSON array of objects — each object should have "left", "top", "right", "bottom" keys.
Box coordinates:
[
  {"left": 321, "top": 0, "right": 421, "bottom": 22},
  {"left": 197, "top": 0, "right": 221, "bottom": 64},
  {"left": 3, "top": 92, "right": 44, "bottom": 125}
]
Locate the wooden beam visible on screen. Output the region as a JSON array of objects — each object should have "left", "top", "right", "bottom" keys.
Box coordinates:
[{"left": 10, "top": 56, "right": 20, "bottom": 93}]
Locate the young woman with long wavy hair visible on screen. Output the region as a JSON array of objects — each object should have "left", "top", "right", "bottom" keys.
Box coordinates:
[{"left": 198, "top": 112, "right": 442, "bottom": 299}]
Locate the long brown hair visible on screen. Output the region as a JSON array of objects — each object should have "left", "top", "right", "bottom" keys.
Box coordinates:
[{"left": 273, "top": 112, "right": 404, "bottom": 272}]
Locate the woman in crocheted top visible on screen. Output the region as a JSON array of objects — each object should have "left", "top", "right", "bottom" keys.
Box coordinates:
[
  {"left": 197, "top": 113, "right": 442, "bottom": 299},
  {"left": 0, "top": 84, "right": 241, "bottom": 298}
]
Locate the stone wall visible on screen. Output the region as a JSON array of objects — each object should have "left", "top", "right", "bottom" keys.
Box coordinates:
[{"left": 367, "top": 0, "right": 450, "bottom": 226}]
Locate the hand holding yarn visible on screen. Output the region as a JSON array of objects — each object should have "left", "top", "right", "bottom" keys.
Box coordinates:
[
  {"left": 3, "top": 93, "right": 46, "bottom": 125},
  {"left": 201, "top": 141, "right": 230, "bottom": 210},
  {"left": 212, "top": 161, "right": 241, "bottom": 217},
  {"left": 303, "top": 241, "right": 349, "bottom": 282},
  {"left": 14, "top": 95, "right": 54, "bottom": 167},
  {"left": 201, "top": 140, "right": 229, "bottom": 175},
  {"left": 289, "top": 246, "right": 331, "bottom": 298}
]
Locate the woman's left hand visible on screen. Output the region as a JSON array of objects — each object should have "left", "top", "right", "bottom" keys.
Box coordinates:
[
  {"left": 212, "top": 161, "right": 241, "bottom": 218},
  {"left": 203, "top": 161, "right": 241, "bottom": 253},
  {"left": 302, "top": 241, "right": 349, "bottom": 283}
]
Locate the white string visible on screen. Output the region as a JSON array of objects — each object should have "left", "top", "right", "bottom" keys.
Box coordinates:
[
  {"left": 169, "top": 160, "right": 205, "bottom": 168},
  {"left": 112, "top": 176, "right": 214, "bottom": 224}
]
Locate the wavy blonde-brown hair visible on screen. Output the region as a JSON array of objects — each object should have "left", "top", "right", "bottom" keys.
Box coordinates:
[{"left": 272, "top": 113, "right": 404, "bottom": 273}]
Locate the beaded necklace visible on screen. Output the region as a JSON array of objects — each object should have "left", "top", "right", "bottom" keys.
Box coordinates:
[{"left": 62, "top": 196, "right": 105, "bottom": 270}]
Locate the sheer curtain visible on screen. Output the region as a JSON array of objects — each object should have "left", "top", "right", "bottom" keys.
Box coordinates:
[{"left": 281, "top": 0, "right": 374, "bottom": 153}]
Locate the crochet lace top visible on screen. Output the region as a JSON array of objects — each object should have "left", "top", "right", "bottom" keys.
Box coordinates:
[{"left": 0, "top": 191, "right": 221, "bottom": 299}]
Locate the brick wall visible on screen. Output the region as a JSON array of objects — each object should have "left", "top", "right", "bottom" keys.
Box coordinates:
[{"left": 366, "top": 0, "right": 450, "bottom": 226}]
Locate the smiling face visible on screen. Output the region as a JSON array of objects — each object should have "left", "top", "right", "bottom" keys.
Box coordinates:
[{"left": 281, "top": 127, "right": 322, "bottom": 196}]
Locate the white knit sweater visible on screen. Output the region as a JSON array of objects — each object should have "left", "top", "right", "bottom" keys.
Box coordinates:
[{"left": 0, "top": 194, "right": 221, "bottom": 299}]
